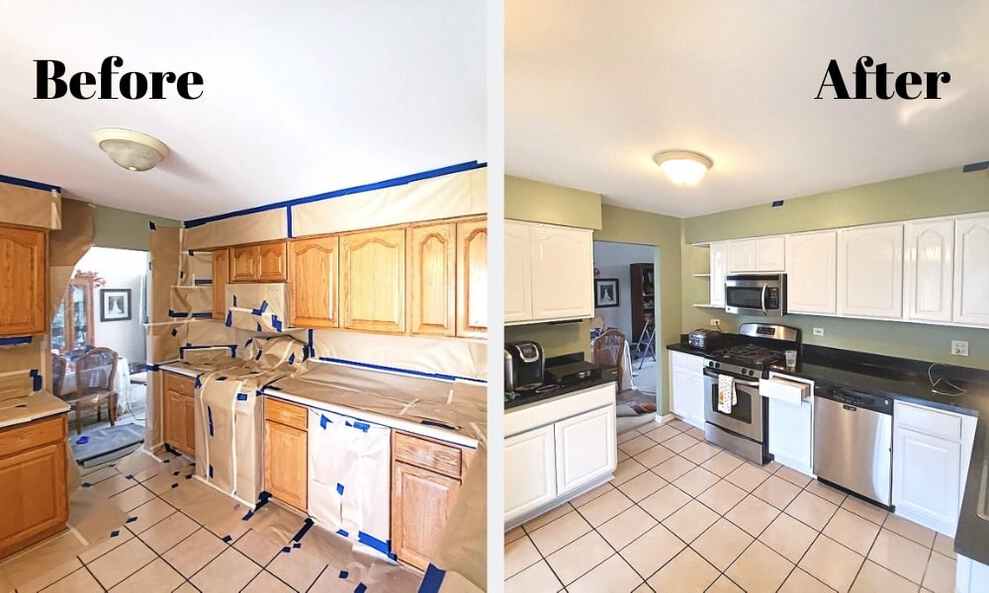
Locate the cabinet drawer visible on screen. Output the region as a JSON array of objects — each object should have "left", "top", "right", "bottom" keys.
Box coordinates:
[
  {"left": 393, "top": 432, "right": 462, "bottom": 479},
  {"left": 0, "top": 415, "right": 66, "bottom": 458},
  {"left": 894, "top": 401, "right": 962, "bottom": 441},
  {"left": 264, "top": 398, "right": 308, "bottom": 430},
  {"left": 164, "top": 372, "right": 195, "bottom": 398}
]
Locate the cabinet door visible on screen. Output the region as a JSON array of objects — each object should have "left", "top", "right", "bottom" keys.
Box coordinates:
[
  {"left": 164, "top": 390, "right": 190, "bottom": 454},
  {"left": 953, "top": 215, "right": 989, "bottom": 326},
  {"left": 892, "top": 427, "right": 961, "bottom": 535},
  {"left": 408, "top": 223, "right": 456, "bottom": 336},
  {"left": 0, "top": 442, "right": 68, "bottom": 557},
  {"left": 0, "top": 226, "right": 46, "bottom": 336},
  {"left": 756, "top": 236, "right": 785, "bottom": 271},
  {"left": 288, "top": 236, "right": 339, "bottom": 328},
  {"left": 341, "top": 228, "right": 406, "bottom": 333},
  {"left": 728, "top": 239, "right": 757, "bottom": 272},
  {"left": 258, "top": 242, "right": 287, "bottom": 282},
  {"left": 505, "top": 425, "right": 556, "bottom": 523},
  {"left": 709, "top": 242, "right": 728, "bottom": 307},
  {"left": 391, "top": 461, "right": 460, "bottom": 570},
  {"left": 211, "top": 248, "right": 229, "bottom": 321},
  {"left": 264, "top": 420, "right": 308, "bottom": 511},
  {"left": 554, "top": 406, "right": 616, "bottom": 494},
  {"left": 837, "top": 224, "right": 904, "bottom": 319},
  {"left": 683, "top": 371, "right": 706, "bottom": 427},
  {"left": 785, "top": 231, "right": 837, "bottom": 315},
  {"left": 456, "top": 219, "right": 487, "bottom": 338},
  {"left": 530, "top": 224, "right": 593, "bottom": 320},
  {"left": 231, "top": 245, "right": 260, "bottom": 282},
  {"left": 182, "top": 396, "right": 196, "bottom": 455},
  {"left": 504, "top": 221, "right": 533, "bottom": 322},
  {"left": 904, "top": 219, "right": 954, "bottom": 323}
]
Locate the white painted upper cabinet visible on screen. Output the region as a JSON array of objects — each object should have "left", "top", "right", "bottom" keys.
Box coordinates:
[
  {"left": 728, "top": 237, "right": 784, "bottom": 272},
  {"left": 904, "top": 219, "right": 954, "bottom": 323},
  {"left": 785, "top": 231, "right": 837, "bottom": 315},
  {"left": 837, "top": 223, "right": 904, "bottom": 319},
  {"left": 504, "top": 220, "right": 533, "bottom": 322},
  {"left": 709, "top": 242, "right": 728, "bottom": 307},
  {"left": 953, "top": 214, "right": 989, "bottom": 326},
  {"left": 727, "top": 239, "right": 756, "bottom": 272}
]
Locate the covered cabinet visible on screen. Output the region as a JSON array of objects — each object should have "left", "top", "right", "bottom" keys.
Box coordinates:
[
  {"left": 211, "top": 248, "right": 229, "bottom": 320},
  {"left": 163, "top": 372, "right": 196, "bottom": 455},
  {"left": 341, "top": 228, "right": 406, "bottom": 333},
  {"left": 456, "top": 218, "right": 487, "bottom": 338},
  {"left": 263, "top": 398, "right": 308, "bottom": 511},
  {"left": 407, "top": 222, "right": 456, "bottom": 336},
  {"left": 0, "top": 225, "right": 46, "bottom": 336},
  {"left": 287, "top": 236, "right": 339, "bottom": 328}
]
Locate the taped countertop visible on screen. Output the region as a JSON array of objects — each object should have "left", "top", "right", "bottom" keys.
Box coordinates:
[{"left": 0, "top": 391, "right": 70, "bottom": 429}]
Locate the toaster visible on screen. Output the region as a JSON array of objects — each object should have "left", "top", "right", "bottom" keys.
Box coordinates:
[
  {"left": 505, "top": 341, "right": 545, "bottom": 392},
  {"left": 687, "top": 329, "right": 724, "bottom": 351}
]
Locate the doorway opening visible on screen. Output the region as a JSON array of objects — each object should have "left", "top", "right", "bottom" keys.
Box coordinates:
[
  {"left": 589, "top": 240, "right": 659, "bottom": 434},
  {"left": 51, "top": 247, "right": 150, "bottom": 466}
]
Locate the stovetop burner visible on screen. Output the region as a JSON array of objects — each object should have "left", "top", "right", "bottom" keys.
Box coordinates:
[{"left": 714, "top": 344, "right": 785, "bottom": 367}]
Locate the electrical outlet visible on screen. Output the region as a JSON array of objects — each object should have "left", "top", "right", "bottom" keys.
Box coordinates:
[
  {"left": 952, "top": 340, "right": 969, "bottom": 356},
  {"left": 813, "top": 327, "right": 824, "bottom": 336},
  {"left": 709, "top": 319, "right": 721, "bottom": 329}
]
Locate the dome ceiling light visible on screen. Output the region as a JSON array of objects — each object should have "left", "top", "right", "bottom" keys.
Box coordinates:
[
  {"left": 91, "top": 128, "right": 169, "bottom": 172},
  {"left": 652, "top": 150, "right": 713, "bottom": 186}
]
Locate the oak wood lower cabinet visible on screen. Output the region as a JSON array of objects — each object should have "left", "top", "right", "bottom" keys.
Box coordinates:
[
  {"left": 0, "top": 414, "right": 68, "bottom": 559},
  {"left": 263, "top": 399, "right": 308, "bottom": 511},
  {"left": 391, "top": 431, "right": 473, "bottom": 570},
  {"left": 163, "top": 372, "right": 196, "bottom": 455},
  {"left": 0, "top": 224, "right": 47, "bottom": 336}
]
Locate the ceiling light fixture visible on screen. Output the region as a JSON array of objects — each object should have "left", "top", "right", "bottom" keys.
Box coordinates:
[
  {"left": 91, "top": 128, "right": 169, "bottom": 172},
  {"left": 652, "top": 150, "right": 713, "bottom": 186}
]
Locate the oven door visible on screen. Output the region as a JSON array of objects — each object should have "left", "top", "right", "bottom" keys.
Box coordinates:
[
  {"left": 725, "top": 275, "right": 784, "bottom": 317},
  {"left": 703, "top": 369, "right": 764, "bottom": 442}
]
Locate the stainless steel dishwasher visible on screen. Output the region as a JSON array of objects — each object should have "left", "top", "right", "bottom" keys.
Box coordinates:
[{"left": 813, "top": 385, "right": 893, "bottom": 506}]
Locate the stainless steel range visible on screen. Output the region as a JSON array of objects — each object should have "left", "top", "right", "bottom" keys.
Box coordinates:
[{"left": 702, "top": 323, "right": 800, "bottom": 464}]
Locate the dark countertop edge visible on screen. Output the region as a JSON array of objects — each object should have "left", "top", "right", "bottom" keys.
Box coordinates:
[{"left": 505, "top": 377, "right": 617, "bottom": 411}]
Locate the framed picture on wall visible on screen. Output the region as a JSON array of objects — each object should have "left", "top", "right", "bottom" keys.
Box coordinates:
[
  {"left": 594, "top": 278, "right": 620, "bottom": 308},
  {"left": 100, "top": 288, "right": 132, "bottom": 322}
]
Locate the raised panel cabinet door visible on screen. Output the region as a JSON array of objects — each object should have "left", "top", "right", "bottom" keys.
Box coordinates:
[
  {"left": 554, "top": 405, "right": 617, "bottom": 494},
  {"left": 709, "top": 242, "right": 728, "bottom": 307},
  {"left": 164, "top": 390, "right": 189, "bottom": 454},
  {"left": 504, "top": 220, "right": 533, "bottom": 322},
  {"left": 529, "top": 224, "right": 594, "bottom": 321},
  {"left": 0, "top": 226, "right": 46, "bottom": 336},
  {"left": 211, "top": 248, "right": 230, "bottom": 320},
  {"left": 263, "top": 420, "right": 308, "bottom": 511},
  {"left": 756, "top": 236, "right": 785, "bottom": 271},
  {"left": 456, "top": 219, "right": 487, "bottom": 338},
  {"left": 728, "top": 239, "right": 757, "bottom": 272},
  {"left": 408, "top": 223, "right": 456, "bottom": 336},
  {"left": 258, "top": 242, "right": 288, "bottom": 282},
  {"left": 231, "top": 245, "right": 260, "bottom": 282},
  {"left": 288, "top": 236, "right": 339, "bottom": 328},
  {"left": 341, "top": 228, "right": 406, "bottom": 333},
  {"left": 391, "top": 461, "right": 460, "bottom": 570},
  {"left": 504, "top": 425, "right": 557, "bottom": 524},
  {"left": 953, "top": 215, "right": 989, "bottom": 326},
  {"left": 892, "top": 427, "right": 961, "bottom": 535},
  {"left": 905, "top": 219, "right": 954, "bottom": 323},
  {"left": 837, "top": 224, "right": 904, "bottom": 319},
  {"left": 0, "top": 441, "right": 68, "bottom": 558},
  {"left": 785, "top": 231, "right": 837, "bottom": 315}
]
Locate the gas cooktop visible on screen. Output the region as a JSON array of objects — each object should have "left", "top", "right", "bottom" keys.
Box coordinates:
[{"left": 711, "top": 344, "right": 785, "bottom": 368}]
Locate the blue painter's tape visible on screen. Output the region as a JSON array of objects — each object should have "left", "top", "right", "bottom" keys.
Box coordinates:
[
  {"left": 195, "top": 375, "right": 202, "bottom": 388},
  {"left": 245, "top": 338, "right": 253, "bottom": 347},
  {"left": 29, "top": 369, "right": 42, "bottom": 391},
  {"left": 171, "top": 328, "right": 178, "bottom": 336},
  {"left": 209, "top": 465, "right": 214, "bottom": 478},
  {"left": 76, "top": 436, "right": 90, "bottom": 445},
  {"left": 339, "top": 570, "right": 349, "bottom": 579},
  {"left": 0, "top": 174, "right": 60, "bottom": 192},
  {"left": 0, "top": 336, "right": 32, "bottom": 346},
  {"left": 148, "top": 221, "right": 157, "bottom": 230},
  {"left": 251, "top": 301, "right": 269, "bottom": 315},
  {"left": 236, "top": 393, "right": 248, "bottom": 401},
  {"left": 256, "top": 322, "right": 263, "bottom": 332},
  {"left": 354, "top": 584, "right": 367, "bottom": 593},
  {"left": 168, "top": 309, "right": 187, "bottom": 318},
  {"left": 962, "top": 160, "right": 989, "bottom": 173},
  {"left": 255, "top": 350, "right": 263, "bottom": 360},
  {"left": 288, "top": 353, "right": 295, "bottom": 364},
  {"left": 225, "top": 311, "right": 233, "bottom": 327},
  {"left": 346, "top": 420, "right": 370, "bottom": 433},
  {"left": 207, "top": 406, "right": 214, "bottom": 436},
  {"left": 286, "top": 205, "right": 293, "bottom": 238},
  {"left": 418, "top": 564, "right": 446, "bottom": 593},
  {"left": 271, "top": 315, "right": 282, "bottom": 332},
  {"left": 292, "top": 518, "right": 314, "bottom": 542},
  {"left": 336, "top": 483, "right": 344, "bottom": 495},
  {"left": 337, "top": 529, "right": 349, "bottom": 538},
  {"left": 183, "top": 161, "right": 486, "bottom": 228},
  {"left": 357, "top": 532, "right": 392, "bottom": 557},
  {"left": 232, "top": 294, "right": 238, "bottom": 307},
  {"left": 316, "top": 357, "right": 485, "bottom": 384},
  {"left": 320, "top": 415, "right": 330, "bottom": 429},
  {"left": 194, "top": 278, "right": 213, "bottom": 285}
]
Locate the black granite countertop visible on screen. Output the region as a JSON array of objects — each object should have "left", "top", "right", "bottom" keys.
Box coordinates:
[
  {"left": 505, "top": 374, "right": 616, "bottom": 410},
  {"left": 666, "top": 340, "right": 989, "bottom": 563}
]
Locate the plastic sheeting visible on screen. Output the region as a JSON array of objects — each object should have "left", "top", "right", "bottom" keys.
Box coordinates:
[{"left": 0, "top": 182, "right": 61, "bottom": 229}]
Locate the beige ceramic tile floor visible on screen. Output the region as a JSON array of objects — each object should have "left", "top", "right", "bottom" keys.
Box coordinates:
[
  {"left": 505, "top": 418, "right": 956, "bottom": 593},
  {"left": 0, "top": 449, "right": 419, "bottom": 593}
]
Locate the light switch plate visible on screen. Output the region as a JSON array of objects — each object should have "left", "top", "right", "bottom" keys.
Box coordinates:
[
  {"left": 951, "top": 340, "right": 969, "bottom": 356},
  {"left": 813, "top": 328, "right": 824, "bottom": 336}
]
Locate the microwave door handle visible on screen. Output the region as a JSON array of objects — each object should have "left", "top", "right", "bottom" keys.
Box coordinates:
[{"left": 761, "top": 285, "right": 767, "bottom": 315}]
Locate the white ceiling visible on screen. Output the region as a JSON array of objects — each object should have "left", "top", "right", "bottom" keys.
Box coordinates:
[
  {"left": 0, "top": 1, "right": 485, "bottom": 220},
  {"left": 507, "top": 1, "right": 989, "bottom": 218}
]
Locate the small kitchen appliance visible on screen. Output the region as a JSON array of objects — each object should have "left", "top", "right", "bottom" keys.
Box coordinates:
[
  {"left": 505, "top": 341, "right": 545, "bottom": 393},
  {"left": 725, "top": 273, "right": 787, "bottom": 317},
  {"left": 688, "top": 329, "right": 725, "bottom": 352}
]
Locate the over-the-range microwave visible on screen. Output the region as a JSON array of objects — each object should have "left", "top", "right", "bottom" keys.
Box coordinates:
[{"left": 724, "top": 273, "right": 786, "bottom": 317}]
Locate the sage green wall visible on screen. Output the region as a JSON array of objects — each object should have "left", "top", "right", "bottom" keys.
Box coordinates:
[
  {"left": 681, "top": 166, "right": 989, "bottom": 370},
  {"left": 93, "top": 205, "right": 180, "bottom": 251},
  {"left": 505, "top": 175, "right": 603, "bottom": 229}
]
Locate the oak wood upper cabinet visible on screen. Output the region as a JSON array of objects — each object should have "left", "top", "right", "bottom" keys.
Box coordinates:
[
  {"left": 211, "top": 248, "right": 229, "bottom": 320},
  {"left": 163, "top": 372, "right": 195, "bottom": 456},
  {"left": 456, "top": 219, "right": 487, "bottom": 338},
  {"left": 504, "top": 220, "right": 533, "bottom": 323},
  {"left": 341, "top": 228, "right": 406, "bottom": 333},
  {"left": 785, "top": 231, "right": 837, "bottom": 315},
  {"left": 953, "top": 214, "right": 989, "bottom": 326},
  {"left": 0, "top": 225, "right": 47, "bottom": 336},
  {"left": 231, "top": 244, "right": 260, "bottom": 282},
  {"left": 709, "top": 242, "right": 728, "bottom": 307},
  {"left": 407, "top": 223, "right": 456, "bottom": 336},
  {"left": 529, "top": 223, "right": 594, "bottom": 321},
  {"left": 263, "top": 403, "right": 308, "bottom": 512},
  {"left": 837, "top": 223, "right": 904, "bottom": 319},
  {"left": 0, "top": 415, "right": 68, "bottom": 559},
  {"left": 258, "top": 242, "right": 287, "bottom": 282},
  {"left": 904, "top": 218, "right": 954, "bottom": 323},
  {"left": 288, "top": 236, "right": 339, "bottom": 328}
]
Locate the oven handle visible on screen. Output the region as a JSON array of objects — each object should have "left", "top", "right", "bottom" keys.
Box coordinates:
[
  {"left": 761, "top": 285, "right": 767, "bottom": 315},
  {"left": 703, "top": 368, "right": 760, "bottom": 388}
]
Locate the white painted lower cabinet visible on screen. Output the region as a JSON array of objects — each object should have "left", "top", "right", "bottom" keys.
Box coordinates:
[
  {"left": 504, "top": 425, "right": 557, "bottom": 522},
  {"left": 670, "top": 351, "right": 706, "bottom": 428}
]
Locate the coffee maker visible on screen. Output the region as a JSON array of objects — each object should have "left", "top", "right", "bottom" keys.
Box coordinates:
[{"left": 504, "top": 341, "right": 545, "bottom": 393}]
